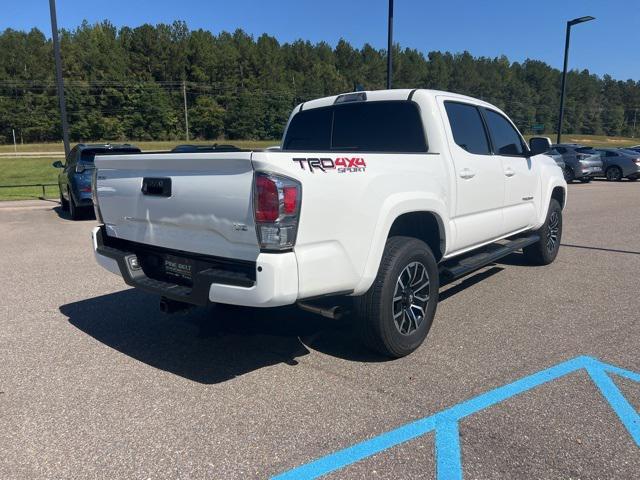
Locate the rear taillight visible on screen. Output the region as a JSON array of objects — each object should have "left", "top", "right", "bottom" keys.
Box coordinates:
[
  {"left": 253, "top": 172, "right": 301, "bottom": 250},
  {"left": 91, "top": 168, "right": 104, "bottom": 223}
]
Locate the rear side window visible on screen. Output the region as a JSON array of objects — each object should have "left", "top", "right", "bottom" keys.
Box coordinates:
[
  {"left": 282, "top": 108, "right": 332, "bottom": 150},
  {"left": 576, "top": 147, "right": 596, "bottom": 154},
  {"left": 283, "top": 101, "right": 427, "bottom": 152},
  {"left": 444, "top": 102, "right": 490, "bottom": 155},
  {"left": 484, "top": 109, "right": 525, "bottom": 156}
]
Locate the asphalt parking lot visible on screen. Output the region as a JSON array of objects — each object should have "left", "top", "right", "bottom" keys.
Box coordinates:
[{"left": 1, "top": 180, "right": 638, "bottom": 480}]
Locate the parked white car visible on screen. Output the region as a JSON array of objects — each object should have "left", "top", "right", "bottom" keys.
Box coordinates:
[{"left": 91, "top": 89, "right": 566, "bottom": 357}]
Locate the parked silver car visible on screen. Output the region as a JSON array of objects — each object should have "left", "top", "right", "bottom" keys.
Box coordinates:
[
  {"left": 595, "top": 148, "right": 640, "bottom": 181},
  {"left": 552, "top": 144, "right": 603, "bottom": 183}
]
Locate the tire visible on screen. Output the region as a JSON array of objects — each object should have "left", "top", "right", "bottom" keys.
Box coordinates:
[
  {"left": 354, "top": 236, "right": 439, "bottom": 358},
  {"left": 59, "top": 188, "right": 69, "bottom": 211},
  {"left": 68, "top": 191, "right": 81, "bottom": 220},
  {"left": 564, "top": 167, "right": 575, "bottom": 183},
  {"left": 605, "top": 166, "right": 623, "bottom": 182},
  {"left": 523, "top": 199, "right": 562, "bottom": 266}
]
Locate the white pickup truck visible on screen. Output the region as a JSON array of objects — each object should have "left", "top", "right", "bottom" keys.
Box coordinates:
[{"left": 91, "top": 89, "right": 566, "bottom": 357}]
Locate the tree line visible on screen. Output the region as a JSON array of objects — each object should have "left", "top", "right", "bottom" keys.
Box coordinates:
[{"left": 0, "top": 20, "right": 639, "bottom": 144}]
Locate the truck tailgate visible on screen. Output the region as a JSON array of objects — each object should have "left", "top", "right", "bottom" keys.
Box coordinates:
[{"left": 94, "top": 152, "right": 259, "bottom": 261}]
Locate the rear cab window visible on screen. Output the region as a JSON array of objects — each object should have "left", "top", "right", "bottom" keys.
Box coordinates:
[
  {"left": 283, "top": 101, "right": 427, "bottom": 153},
  {"left": 80, "top": 148, "right": 141, "bottom": 164}
]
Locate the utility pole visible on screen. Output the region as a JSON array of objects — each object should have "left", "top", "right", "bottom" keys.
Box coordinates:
[
  {"left": 386, "top": 0, "right": 394, "bottom": 89},
  {"left": 48, "top": 0, "right": 70, "bottom": 157},
  {"left": 556, "top": 16, "right": 595, "bottom": 144},
  {"left": 182, "top": 81, "right": 189, "bottom": 142}
]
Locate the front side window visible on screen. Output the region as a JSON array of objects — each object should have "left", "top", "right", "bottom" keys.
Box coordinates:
[
  {"left": 484, "top": 109, "right": 525, "bottom": 156},
  {"left": 444, "top": 101, "right": 491, "bottom": 155},
  {"left": 283, "top": 101, "right": 427, "bottom": 153}
]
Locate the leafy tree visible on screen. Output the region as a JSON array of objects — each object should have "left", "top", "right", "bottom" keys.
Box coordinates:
[
  {"left": 0, "top": 23, "right": 638, "bottom": 144},
  {"left": 189, "top": 96, "right": 225, "bottom": 139}
]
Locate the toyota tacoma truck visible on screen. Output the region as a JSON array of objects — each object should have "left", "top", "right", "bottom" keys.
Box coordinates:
[{"left": 91, "top": 89, "right": 567, "bottom": 358}]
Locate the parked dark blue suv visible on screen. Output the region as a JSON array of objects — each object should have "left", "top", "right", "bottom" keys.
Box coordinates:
[{"left": 53, "top": 144, "right": 140, "bottom": 220}]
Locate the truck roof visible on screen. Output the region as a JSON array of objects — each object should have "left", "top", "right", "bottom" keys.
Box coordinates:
[{"left": 298, "top": 89, "right": 499, "bottom": 112}]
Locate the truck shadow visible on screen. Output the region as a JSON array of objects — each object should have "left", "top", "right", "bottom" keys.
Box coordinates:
[
  {"left": 60, "top": 289, "right": 382, "bottom": 384},
  {"left": 61, "top": 264, "right": 507, "bottom": 384}
]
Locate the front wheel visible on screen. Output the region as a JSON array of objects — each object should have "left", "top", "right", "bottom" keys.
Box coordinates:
[
  {"left": 564, "top": 168, "right": 575, "bottom": 183},
  {"left": 606, "top": 166, "right": 623, "bottom": 182},
  {"left": 354, "top": 237, "right": 439, "bottom": 358},
  {"left": 523, "top": 199, "right": 562, "bottom": 265}
]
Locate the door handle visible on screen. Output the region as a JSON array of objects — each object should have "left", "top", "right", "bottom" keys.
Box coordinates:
[
  {"left": 459, "top": 168, "right": 475, "bottom": 179},
  {"left": 505, "top": 168, "right": 516, "bottom": 177}
]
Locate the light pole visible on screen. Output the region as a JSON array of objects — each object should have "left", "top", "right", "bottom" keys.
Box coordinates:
[
  {"left": 387, "top": 0, "right": 394, "bottom": 89},
  {"left": 556, "top": 16, "right": 595, "bottom": 144},
  {"left": 49, "top": 0, "right": 71, "bottom": 157}
]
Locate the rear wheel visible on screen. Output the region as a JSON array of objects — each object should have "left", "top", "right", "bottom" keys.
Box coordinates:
[
  {"left": 606, "top": 166, "right": 623, "bottom": 182},
  {"left": 355, "top": 237, "right": 439, "bottom": 358},
  {"left": 59, "top": 187, "right": 69, "bottom": 211},
  {"left": 523, "top": 199, "right": 562, "bottom": 265},
  {"left": 68, "top": 191, "right": 81, "bottom": 220}
]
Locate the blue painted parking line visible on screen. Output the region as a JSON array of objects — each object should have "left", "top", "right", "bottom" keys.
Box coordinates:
[{"left": 272, "top": 356, "right": 639, "bottom": 480}]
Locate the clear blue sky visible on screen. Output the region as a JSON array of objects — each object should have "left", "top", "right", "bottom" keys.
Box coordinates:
[{"left": 2, "top": 0, "right": 639, "bottom": 80}]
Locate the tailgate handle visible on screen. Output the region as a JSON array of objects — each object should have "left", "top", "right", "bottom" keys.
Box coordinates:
[{"left": 142, "top": 177, "right": 172, "bottom": 197}]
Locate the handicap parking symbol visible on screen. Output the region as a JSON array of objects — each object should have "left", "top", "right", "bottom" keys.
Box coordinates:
[{"left": 273, "top": 356, "right": 639, "bottom": 480}]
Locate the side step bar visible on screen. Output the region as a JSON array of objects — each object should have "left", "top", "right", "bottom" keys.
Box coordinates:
[{"left": 439, "top": 234, "right": 540, "bottom": 283}]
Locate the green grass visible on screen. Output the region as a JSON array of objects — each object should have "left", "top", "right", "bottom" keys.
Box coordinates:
[
  {"left": 0, "top": 139, "right": 276, "bottom": 154},
  {"left": 523, "top": 134, "right": 638, "bottom": 147},
  {"left": 0, "top": 156, "right": 60, "bottom": 200}
]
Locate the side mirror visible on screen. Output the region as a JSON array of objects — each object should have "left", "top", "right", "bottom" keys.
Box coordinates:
[
  {"left": 529, "top": 137, "right": 552, "bottom": 156},
  {"left": 52, "top": 160, "right": 64, "bottom": 168}
]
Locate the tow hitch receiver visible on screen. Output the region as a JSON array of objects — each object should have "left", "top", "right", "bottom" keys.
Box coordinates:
[{"left": 159, "top": 296, "right": 193, "bottom": 314}]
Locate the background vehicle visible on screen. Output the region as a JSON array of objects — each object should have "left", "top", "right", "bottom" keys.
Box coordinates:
[
  {"left": 53, "top": 144, "right": 140, "bottom": 220},
  {"left": 595, "top": 148, "right": 640, "bottom": 181},
  {"left": 552, "top": 144, "right": 603, "bottom": 183},
  {"left": 91, "top": 89, "right": 566, "bottom": 358}
]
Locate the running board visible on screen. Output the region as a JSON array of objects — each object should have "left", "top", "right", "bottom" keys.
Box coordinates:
[{"left": 439, "top": 234, "right": 540, "bottom": 283}]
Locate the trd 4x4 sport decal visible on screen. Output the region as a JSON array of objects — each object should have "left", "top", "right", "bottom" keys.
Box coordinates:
[{"left": 293, "top": 157, "right": 366, "bottom": 173}]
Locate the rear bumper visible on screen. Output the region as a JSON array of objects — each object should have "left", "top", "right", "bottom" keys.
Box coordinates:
[
  {"left": 91, "top": 226, "right": 298, "bottom": 307},
  {"left": 578, "top": 166, "right": 602, "bottom": 178}
]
